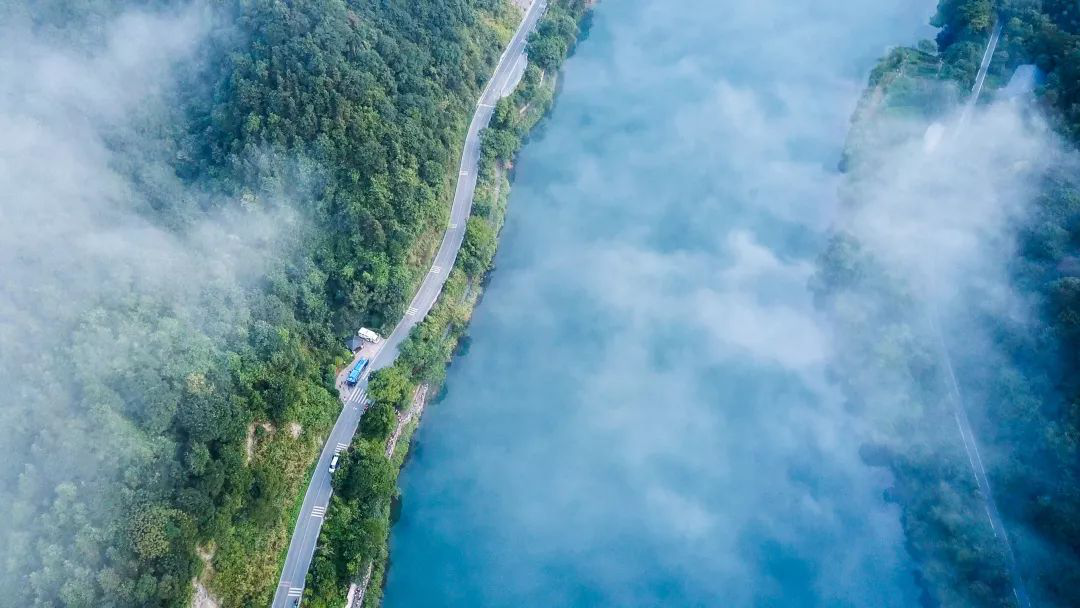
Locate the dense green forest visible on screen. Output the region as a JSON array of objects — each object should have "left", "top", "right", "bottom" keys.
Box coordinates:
[
  {"left": 821, "top": 0, "right": 1080, "bottom": 606},
  {"left": 9, "top": 0, "right": 1080, "bottom": 606},
  {"left": 302, "top": 2, "right": 590, "bottom": 605},
  {"left": 0, "top": 0, "right": 524, "bottom": 606}
]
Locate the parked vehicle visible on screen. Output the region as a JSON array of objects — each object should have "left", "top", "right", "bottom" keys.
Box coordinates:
[
  {"left": 357, "top": 327, "right": 381, "bottom": 344},
  {"left": 329, "top": 454, "right": 340, "bottom": 474},
  {"left": 346, "top": 357, "right": 369, "bottom": 385}
]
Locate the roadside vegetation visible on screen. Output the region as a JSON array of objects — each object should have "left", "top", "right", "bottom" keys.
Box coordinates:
[
  {"left": 301, "top": 1, "right": 592, "bottom": 606},
  {"left": 822, "top": 1, "right": 1080, "bottom": 605}
]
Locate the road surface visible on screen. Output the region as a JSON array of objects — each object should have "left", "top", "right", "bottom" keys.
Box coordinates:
[
  {"left": 934, "top": 17, "right": 1031, "bottom": 608},
  {"left": 931, "top": 315, "right": 1030, "bottom": 608},
  {"left": 957, "top": 18, "right": 1002, "bottom": 130},
  {"left": 269, "top": 2, "right": 547, "bottom": 606}
]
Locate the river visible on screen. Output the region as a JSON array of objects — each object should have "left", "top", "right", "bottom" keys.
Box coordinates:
[{"left": 384, "top": 1, "right": 937, "bottom": 605}]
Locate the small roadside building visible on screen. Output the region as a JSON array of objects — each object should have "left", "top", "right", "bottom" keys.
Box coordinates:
[{"left": 346, "top": 336, "right": 364, "bottom": 352}]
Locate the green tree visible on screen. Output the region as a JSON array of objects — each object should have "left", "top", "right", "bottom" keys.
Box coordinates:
[
  {"left": 336, "top": 441, "right": 395, "bottom": 513},
  {"left": 461, "top": 216, "right": 497, "bottom": 276},
  {"left": 359, "top": 402, "right": 396, "bottom": 442},
  {"left": 481, "top": 127, "right": 520, "bottom": 163},
  {"left": 366, "top": 365, "right": 413, "bottom": 411}
]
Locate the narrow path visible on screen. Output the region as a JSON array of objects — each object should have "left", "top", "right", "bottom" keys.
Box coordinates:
[
  {"left": 385, "top": 384, "right": 429, "bottom": 459},
  {"left": 341, "top": 385, "right": 429, "bottom": 607},
  {"left": 344, "top": 562, "right": 374, "bottom": 608},
  {"left": 268, "top": 2, "right": 547, "bottom": 605},
  {"left": 341, "top": 384, "right": 434, "bottom": 608}
]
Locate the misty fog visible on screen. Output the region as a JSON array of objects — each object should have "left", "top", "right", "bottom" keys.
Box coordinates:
[
  {"left": 384, "top": 0, "right": 1071, "bottom": 605},
  {"left": 3, "top": 0, "right": 1078, "bottom": 605},
  {"left": 0, "top": 2, "right": 301, "bottom": 600}
]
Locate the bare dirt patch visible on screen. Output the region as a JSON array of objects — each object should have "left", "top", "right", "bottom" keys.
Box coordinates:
[
  {"left": 192, "top": 582, "right": 220, "bottom": 608},
  {"left": 191, "top": 544, "right": 220, "bottom": 608},
  {"left": 245, "top": 422, "right": 277, "bottom": 465}
]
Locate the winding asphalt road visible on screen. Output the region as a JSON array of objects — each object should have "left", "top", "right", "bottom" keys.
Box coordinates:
[
  {"left": 934, "top": 17, "right": 1032, "bottom": 608},
  {"left": 270, "top": 2, "right": 547, "bottom": 606}
]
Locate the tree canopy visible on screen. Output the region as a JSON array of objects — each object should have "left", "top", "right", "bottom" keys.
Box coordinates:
[{"left": 0, "top": 0, "right": 518, "bottom": 606}]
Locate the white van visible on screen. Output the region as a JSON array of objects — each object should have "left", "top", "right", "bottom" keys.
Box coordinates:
[
  {"left": 357, "top": 327, "right": 381, "bottom": 344},
  {"left": 328, "top": 454, "right": 340, "bottom": 474}
]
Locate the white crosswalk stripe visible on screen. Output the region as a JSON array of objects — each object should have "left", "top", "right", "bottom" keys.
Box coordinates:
[
  {"left": 406, "top": 306, "right": 418, "bottom": 316},
  {"left": 335, "top": 443, "right": 348, "bottom": 453},
  {"left": 449, "top": 222, "right": 458, "bottom": 229},
  {"left": 459, "top": 170, "right": 469, "bottom": 176},
  {"left": 430, "top": 266, "right": 441, "bottom": 274},
  {"left": 287, "top": 587, "right": 303, "bottom": 596},
  {"left": 310, "top": 506, "right": 326, "bottom": 518}
]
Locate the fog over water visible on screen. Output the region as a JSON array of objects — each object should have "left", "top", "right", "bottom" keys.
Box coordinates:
[{"left": 383, "top": 1, "right": 946, "bottom": 606}]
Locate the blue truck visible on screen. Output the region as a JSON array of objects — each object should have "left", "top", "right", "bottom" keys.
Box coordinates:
[{"left": 346, "top": 358, "right": 369, "bottom": 386}]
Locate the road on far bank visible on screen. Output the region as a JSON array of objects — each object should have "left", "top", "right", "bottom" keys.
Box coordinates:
[
  {"left": 269, "top": 2, "right": 548, "bottom": 607},
  {"left": 934, "top": 17, "right": 1030, "bottom": 608}
]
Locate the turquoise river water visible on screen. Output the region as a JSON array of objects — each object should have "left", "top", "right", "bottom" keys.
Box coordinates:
[{"left": 385, "top": 1, "right": 938, "bottom": 605}]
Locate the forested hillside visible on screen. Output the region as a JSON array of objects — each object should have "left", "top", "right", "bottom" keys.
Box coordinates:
[
  {"left": 821, "top": 0, "right": 1080, "bottom": 605},
  {"left": 0, "top": 0, "right": 518, "bottom": 606},
  {"left": 298, "top": 3, "right": 591, "bottom": 605}
]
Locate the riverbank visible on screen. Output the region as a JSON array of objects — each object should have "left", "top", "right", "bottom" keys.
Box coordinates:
[{"left": 299, "top": 2, "right": 592, "bottom": 606}]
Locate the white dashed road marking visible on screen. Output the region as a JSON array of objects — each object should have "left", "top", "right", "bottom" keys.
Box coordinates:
[
  {"left": 406, "top": 306, "right": 418, "bottom": 316},
  {"left": 335, "top": 443, "right": 348, "bottom": 454},
  {"left": 430, "top": 266, "right": 442, "bottom": 275},
  {"left": 310, "top": 506, "right": 325, "bottom": 518},
  {"left": 287, "top": 587, "right": 303, "bottom": 597}
]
